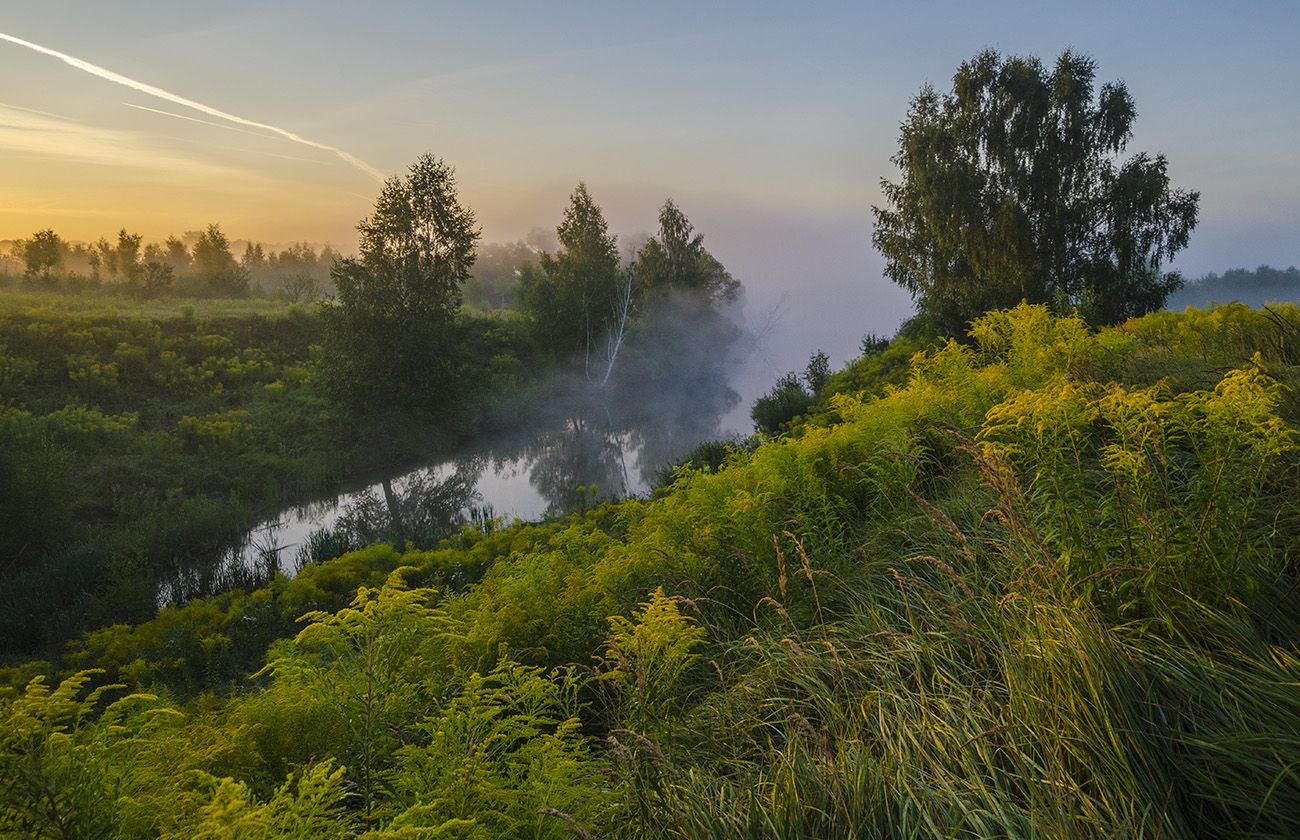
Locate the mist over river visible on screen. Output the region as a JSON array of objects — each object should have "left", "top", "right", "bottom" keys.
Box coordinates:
[{"left": 167, "top": 308, "right": 764, "bottom": 598}]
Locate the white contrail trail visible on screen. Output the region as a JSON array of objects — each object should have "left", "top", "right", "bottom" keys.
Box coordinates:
[
  {"left": 121, "top": 102, "right": 271, "bottom": 139},
  {"left": 0, "top": 30, "right": 385, "bottom": 182}
]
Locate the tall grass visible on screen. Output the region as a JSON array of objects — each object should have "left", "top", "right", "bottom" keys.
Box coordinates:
[
  {"left": 606, "top": 304, "right": 1300, "bottom": 838},
  {"left": 618, "top": 483, "right": 1300, "bottom": 837},
  {"left": 6, "top": 304, "right": 1299, "bottom": 837}
]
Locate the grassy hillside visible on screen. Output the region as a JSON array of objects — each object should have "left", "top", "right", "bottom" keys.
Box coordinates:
[{"left": 4, "top": 303, "right": 1299, "bottom": 838}]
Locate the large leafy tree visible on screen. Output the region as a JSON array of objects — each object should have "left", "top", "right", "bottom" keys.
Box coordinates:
[
  {"left": 519, "top": 183, "right": 628, "bottom": 367},
  {"left": 615, "top": 199, "right": 744, "bottom": 396},
  {"left": 20, "top": 229, "right": 64, "bottom": 278},
  {"left": 350, "top": 153, "right": 478, "bottom": 323},
  {"left": 112, "top": 228, "right": 143, "bottom": 285},
  {"left": 872, "top": 49, "right": 1200, "bottom": 334},
  {"left": 325, "top": 154, "right": 480, "bottom": 414},
  {"left": 633, "top": 199, "right": 740, "bottom": 305},
  {"left": 191, "top": 223, "right": 250, "bottom": 295}
]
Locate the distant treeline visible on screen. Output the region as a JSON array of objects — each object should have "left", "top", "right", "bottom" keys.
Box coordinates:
[
  {"left": 2, "top": 224, "right": 579, "bottom": 313},
  {"left": 1169, "top": 265, "right": 1300, "bottom": 309},
  {"left": 0, "top": 225, "right": 339, "bottom": 301}
]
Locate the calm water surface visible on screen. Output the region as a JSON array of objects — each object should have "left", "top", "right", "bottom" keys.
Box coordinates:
[{"left": 233, "top": 365, "right": 752, "bottom": 577}]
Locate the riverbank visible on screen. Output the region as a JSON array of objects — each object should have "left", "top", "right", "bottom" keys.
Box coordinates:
[
  {"left": 0, "top": 288, "right": 752, "bottom": 657},
  {"left": 0, "top": 291, "right": 533, "bottom": 655}
]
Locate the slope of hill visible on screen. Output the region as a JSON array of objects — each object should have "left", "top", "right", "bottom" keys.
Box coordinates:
[{"left": 3, "top": 303, "right": 1299, "bottom": 838}]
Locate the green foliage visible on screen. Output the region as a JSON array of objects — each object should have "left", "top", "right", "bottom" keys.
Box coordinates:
[
  {"left": 750, "top": 372, "right": 813, "bottom": 435},
  {"left": 1120, "top": 300, "right": 1300, "bottom": 377},
  {"left": 0, "top": 670, "right": 362, "bottom": 838},
  {"left": 518, "top": 188, "right": 742, "bottom": 394},
  {"left": 357, "top": 154, "right": 479, "bottom": 323},
  {"left": 189, "top": 225, "right": 250, "bottom": 297},
  {"left": 859, "top": 332, "right": 890, "bottom": 357},
  {"left": 175, "top": 762, "right": 354, "bottom": 840},
  {"left": 0, "top": 300, "right": 345, "bottom": 652},
  {"left": 652, "top": 437, "right": 750, "bottom": 489},
  {"left": 258, "top": 570, "right": 455, "bottom": 821},
  {"left": 751, "top": 351, "right": 841, "bottom": 435},
  {"left": 5, "top": 302, "right": 1300, "bottom": 837},
  {"left": 0, "top": 670, "right": 176, "bottom": 838},
  {"left": 873, "top": 49, "right": 1199, "bottom": 334},
  {"left": 3, "top": 226, "right": 338, "bottom": 301},
  {"left": 632, "top": 200, "right": 739, "bottom": 305},
  {"left": 0, "top": 283, "right": 547, "bottom": 657},
  {"left": 981, "top": 355, "right": 1296, "bottom": 624},
  {"left": 136, "top": 261, "right": 175, "bottom": 298},
  {"left": 21, "top": 230, "right": 64, "bottom": 278},
  {"left": 599, "top": 588, "right": 706, "bottom": 736},
  {"left": 803, "top": 350, "right": 830, "bottom": 395},
  {"left": 631, "top": 577, "right": 1300, "bottom": 838},
  {"left": 519, "top": 183, "right": 626, "bottom": 360},
  {"left": 323, "top": 154, "right": 481, "bottom": 415},
  {"left": 111, "top": 229, "right": 144, "bottom": 286},
  {"left": 53, "top": 526, "right": 540, "bottom": 708},
  {"left": 383, "top": 658, "right": 608, "bottom": 837}
]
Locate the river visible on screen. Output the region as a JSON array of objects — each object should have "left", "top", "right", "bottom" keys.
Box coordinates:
[{"left": 217, "top": 350, "right": 754, "bottom": 584}]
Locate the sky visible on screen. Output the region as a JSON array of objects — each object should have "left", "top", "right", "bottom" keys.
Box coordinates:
[{"left": 2, "top": 1, "right": 1299, "bottom": 374}]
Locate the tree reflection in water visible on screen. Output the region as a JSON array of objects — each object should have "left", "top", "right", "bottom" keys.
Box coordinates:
[
  {"left": 207, "top": 304, "right": 745, "bottom": 591},
  {"left": 499, "top": 305, "right": 742, "bottom": 516}
]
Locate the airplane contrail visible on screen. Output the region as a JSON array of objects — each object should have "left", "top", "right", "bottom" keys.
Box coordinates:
[
  {"left": 121, "top": 102, "right": 272, "bottom": 139},
  {"left": 0, "top": 30, "right": 385, "bottom": 182}
]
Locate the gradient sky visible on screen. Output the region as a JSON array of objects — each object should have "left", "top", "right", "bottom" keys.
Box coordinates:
[{"left": 2, "top": 1, "right": 1299, "bottom": 372}]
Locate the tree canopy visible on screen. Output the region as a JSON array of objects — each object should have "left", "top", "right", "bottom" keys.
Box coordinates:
[
  {"left": 20, "top": 229, "right": 63, "bottom": 278},
  {"left": 872, "top": 49, "right": 1200, "bottom": 334},
  {"left": 348, "top": 153, "right": 479, "bottom": 324},
  {"left": 191, "top": 224, "right": 249, "bottom": 295},
  {"left": 519, "top": 183, "right": 627, "bottom": 362},
  {"left": 324, "top": 154, "right": 481, "bottom": 414},
  {"left": 633, "top": 200, "right": 740, "bottom": 305}
]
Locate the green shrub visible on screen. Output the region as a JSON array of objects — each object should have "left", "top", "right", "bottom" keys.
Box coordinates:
[{"left": 750, "top": 372, "right": 813, "bottom": 435}]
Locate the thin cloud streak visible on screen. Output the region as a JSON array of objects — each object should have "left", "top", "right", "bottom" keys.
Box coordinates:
[
  {"left": 166, "top": 133, "right": 335, "bottom": 166},
  {"left": 121, "top": 102, "right": 271, "bottom": 139},
  {"left": 0, "top": 30, "right": 385, "bottom": 182},
  {"left": 0, "top": 102, "right": 244, "bottom": 178}
]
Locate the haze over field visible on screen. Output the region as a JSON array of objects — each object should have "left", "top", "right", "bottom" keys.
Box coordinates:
[{"left": 3, "top": 1, "right": 1299, "bottom": 372}]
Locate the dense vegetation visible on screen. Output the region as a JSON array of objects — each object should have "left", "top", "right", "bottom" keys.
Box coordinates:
[
  {"left": 873, "top": 49, "right": 1199, "bottom": 334},
  {"left": 5, "top": 302, "right": 1299, "bottom": 837},
  {"left": 748, "top": 351, "right": 830, "bottom": 435},
  {"left": 0, "top": 155, "right": 742, "bottom": 659},
  {"left": 0, "top": 290, "right": 529, "bottom": 653},
  {"left": 1, "top": 225, "right": 337, "bottom": 302},
  {"left": 0, "top": 295, "right": 340, "bottom": 651}
]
